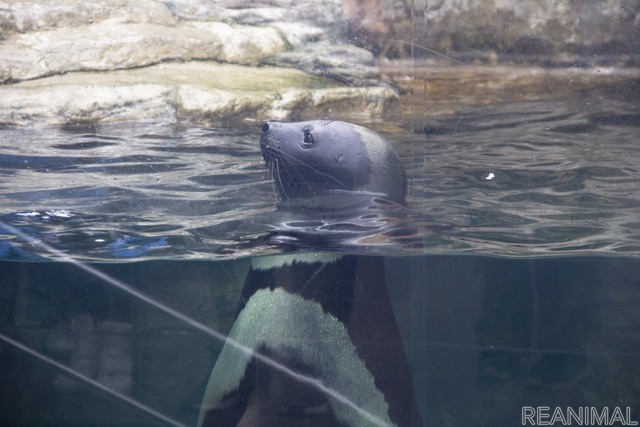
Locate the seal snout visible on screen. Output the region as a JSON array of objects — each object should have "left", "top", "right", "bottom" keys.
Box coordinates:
[
  {"left": 262, "top": 121, "right": 282, "bottom": 134},
  {"left": 260, "top": 122, "right": 277, "bottom": 150},
  {"left": 260, "top": 122, "right": 279, "bottom": 168},
  {"left": 260, "top": 122, "right": 275, "bottom": 148}
]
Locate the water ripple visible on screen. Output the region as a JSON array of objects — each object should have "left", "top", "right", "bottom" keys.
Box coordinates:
[{"left": 1, "top": 99, "right": 639, "bottom": 260}]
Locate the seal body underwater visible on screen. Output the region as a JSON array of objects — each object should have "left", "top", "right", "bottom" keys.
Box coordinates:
[{"left": 198, "top": 121, "right": 421, "bottom": 427}]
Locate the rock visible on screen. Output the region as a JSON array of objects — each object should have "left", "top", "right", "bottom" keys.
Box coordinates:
[
  {"left": 423, "top": 0, "right": 640, "bottom": 56},
  {"left": 166, "top": 0, "right": 348, "bottom": 33},
  {"left": 188, "top": 22, "right": 285, "bottom": 63},
  {"left": 267, "top": 85, "right": 396, "bottom": 120},
  {"left": 0, "top": 0, "right": 388, "bottom": 110},
  {"left": 270, "top": 21, "right": 326, "bottom": 49},
  {"left": 265, "top": 41, "right": 381, "bottom": 86},
  {"left": 0, "top": 80, "right": 174, "bottom": 125},
  {"left": 0, "top": 0, "right": 177, "bottom": 35},
  {"left": 0, "top": 62, "right": 397, "bottom": 126},
  {"left": 162, "top": 0, "right": 386, "bottom": 84},
  {"left": 0, "top": 21, "right": 285, "bottom": 82}
]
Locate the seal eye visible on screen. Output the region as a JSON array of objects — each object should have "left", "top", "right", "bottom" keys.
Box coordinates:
[{"left": 301, "top": 131, "right": 314, "bottom": 147}]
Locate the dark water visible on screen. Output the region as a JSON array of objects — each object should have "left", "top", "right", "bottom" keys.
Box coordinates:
[
  {"left": 1, "top": 256, "right": 638, "bottom": 426},
  {"left": 1, "top": 98, "right": 639, "bottom": 426}
]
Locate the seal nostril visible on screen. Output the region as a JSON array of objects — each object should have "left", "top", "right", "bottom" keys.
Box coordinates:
[{"left": 262, "top": 123, "right": 270, "bottom": 133}]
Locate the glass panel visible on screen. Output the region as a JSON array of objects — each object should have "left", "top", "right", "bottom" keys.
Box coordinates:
[{"left": 0, "top": 1, "right": 638, "bottom": 426}]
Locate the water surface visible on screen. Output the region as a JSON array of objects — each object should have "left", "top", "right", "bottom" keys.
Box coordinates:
[{"left": 1, "top": 98, "right": 639, "bottom": 260}]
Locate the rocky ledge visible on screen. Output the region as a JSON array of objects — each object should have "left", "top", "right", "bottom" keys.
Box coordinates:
[
  {"left": 0, "top": 0, "right": 638, "bottom": 127},
  {"left": 0, "top": 61, "right": 395, "bottom": 127},
  {"left": 0, "top": 0, "right": 395, "bottom": 127}
]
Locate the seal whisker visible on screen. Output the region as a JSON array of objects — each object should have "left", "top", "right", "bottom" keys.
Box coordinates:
[
  {"left": 269, "top": 146, "right": 350, "bottom": 191},
  {"left": 264, "top": 153, "right": 290, "bottom": 200},
  {"left": 273, "top": 159, "right": 291, "bottom": 200},
  {"left": 269, "top": 162, "right": 280, "bottom": 199},
  {"left": 264, "top": 159, "right": 275, "bottom": 194}
]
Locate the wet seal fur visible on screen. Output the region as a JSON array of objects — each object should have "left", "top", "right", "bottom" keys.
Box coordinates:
[
  {"left": 260, "top": 121, "right": 406, "bottom": 203},
  {"left": 198, "top": 123, "right": 420, "bottom": 427}
]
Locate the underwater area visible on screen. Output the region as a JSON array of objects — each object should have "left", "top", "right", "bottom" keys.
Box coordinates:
[{"left": 1, "top": 0, "right": 640, "bottom": 426}]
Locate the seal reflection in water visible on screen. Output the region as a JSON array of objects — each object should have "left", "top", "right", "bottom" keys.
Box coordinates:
[{"left": 198, "top": 121, "right": 421, "bottom": 427}]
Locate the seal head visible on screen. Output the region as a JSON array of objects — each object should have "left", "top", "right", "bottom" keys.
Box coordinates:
[{"left": 260, "top": 121, "right": 406, "bottom": 203}]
